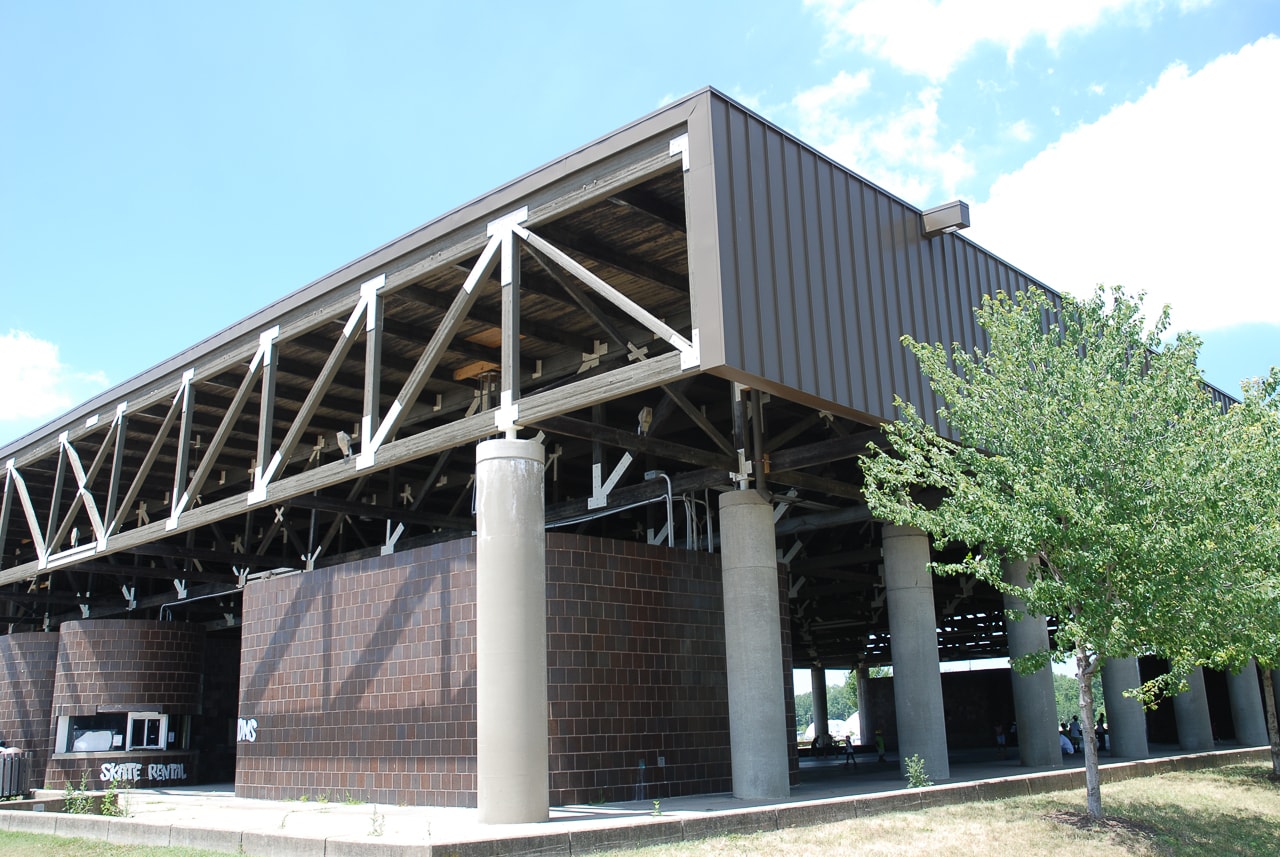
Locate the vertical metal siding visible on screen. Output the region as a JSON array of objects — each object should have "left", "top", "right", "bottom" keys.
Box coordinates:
[{"left": 706, "top": 95, "right": 1076, "bottom": 433}]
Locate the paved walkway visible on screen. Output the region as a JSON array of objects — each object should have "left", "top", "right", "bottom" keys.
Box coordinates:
[{"left": 0, "top": 745, "right": 1267, "bottom": 856}]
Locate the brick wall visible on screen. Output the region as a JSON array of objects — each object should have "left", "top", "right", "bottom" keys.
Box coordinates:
[
  {"left": 45, "top": 620, "right": 204, "bottom": 788},
  {"left": 236, "top": 534, "right": 773, "bottom": 806},
  {"left": 0, "top": 632, "right": 59, "bottom": 783},
  {"left": 236, "top": 539, "right": 478, "bottom": 806},
  {"left": 546, "top": 536, "right": 732, "bottom": 804}
]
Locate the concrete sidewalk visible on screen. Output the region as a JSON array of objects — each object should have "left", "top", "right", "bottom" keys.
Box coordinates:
[{"left": 0, "top": 746, "right": 1267, "bottom": 857}]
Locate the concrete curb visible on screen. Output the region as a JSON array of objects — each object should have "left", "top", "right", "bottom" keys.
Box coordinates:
[{"left": 0, "top": 748, "right": 1268, "bottom": 856}]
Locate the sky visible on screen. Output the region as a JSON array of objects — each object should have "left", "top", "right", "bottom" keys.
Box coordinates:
[{"left": 2, "top": 0, "right": 1277, "bottom": 450}]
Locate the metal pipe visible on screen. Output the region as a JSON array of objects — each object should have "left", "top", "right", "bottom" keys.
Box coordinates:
[
  {"left": 645, "top": 470, "right": 674, "bottom": 547},
  {"left": 159, "top": 588, "right": 242, "bottom": 621}
]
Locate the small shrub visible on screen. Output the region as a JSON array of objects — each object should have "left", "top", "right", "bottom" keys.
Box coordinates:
[
  {"left": 369, "top": 805, "right": 385, "bottom": 837},
  {"left": 63, "top": 773, "right": 94, "bottom": 815},
  {"left": 100, "top": 778, "right": 128, "bottom": 817},
  {"left": 904, "top": 754, "right": 933, "bottom": 789}
]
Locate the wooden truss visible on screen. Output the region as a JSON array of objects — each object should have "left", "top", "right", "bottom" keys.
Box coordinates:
[{"left": 0, "top": 133, "right": 701, "bottom": 589}]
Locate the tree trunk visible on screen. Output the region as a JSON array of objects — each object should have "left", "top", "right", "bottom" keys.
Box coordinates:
[
  {"left": 1077, "top": 647, "right": 1103, "bottom": 818},
  {"left": 1261, "top": 668, "right": 1280, "bottom": 778}
]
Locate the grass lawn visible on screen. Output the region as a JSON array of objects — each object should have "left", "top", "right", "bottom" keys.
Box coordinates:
[{"left": 0, "top": 764, "right": 1276, "bottom": 856}]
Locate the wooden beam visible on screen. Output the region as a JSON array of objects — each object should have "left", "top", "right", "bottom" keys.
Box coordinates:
[
  {"left": 767, "top": 470, "right": 863, "bottom": 502},
  {"left": 0, "top": 351, "right": 693, "bottom": 587},
  {"left": 768, "top": 430, "right": 884, "bottom": 473},
  {"left": 536, "top": 225, "right": 688, "bottom": 297},
  {"left": 529, "top": 415, "right": 735, "bottom": 471},
  {"left": 608, "top": 187, "right": 686, "bottom": 233},
  {"left": 286, "top": 494, "right": 471, "bottom": 532}
]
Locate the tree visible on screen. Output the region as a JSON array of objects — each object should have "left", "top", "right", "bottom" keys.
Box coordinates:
[
  {"left": 1053, "top": 672, "right": 1102, "bottom": 726},
  {"left": 794, "top": 673, "right": 861, "bottom": 733},
  {"left": 828, "top": 674, "right": 859, "bottom": 721},
  {"left": 794, "top": 691, "right": 812, "bottom": 734},
  {"left": 1171, "top": 367, "right": 1280, "bottom": 775},
  {"left": 860, "top": 287, "right": 1223, "bottom": 819}
]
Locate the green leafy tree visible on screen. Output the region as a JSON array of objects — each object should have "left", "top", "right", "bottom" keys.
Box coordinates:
[
  {"left": 1172, "top": 368, "right": 1280, "bottom": 774},
  {"left": 861, "top": 287, "right": 1222, "bottom": 819},
  {"left": 827, "top": 675, "right": 858, "bottom": 722},
  {"left": 794, "top": 691, "right": 812, "bottom": 734},
  {"left": 794, "top": 676, "right": 859, "bottom": 735}
]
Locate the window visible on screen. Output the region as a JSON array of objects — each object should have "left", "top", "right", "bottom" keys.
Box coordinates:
[
  {"left": 64, "top": 713, "right": 126, "bottom": 752},
  {"left": 127, "top": 713, "right": 167, "bottom": 750},
  {"left": 56, "top": 711, "right": 177, "bottom": 754}
]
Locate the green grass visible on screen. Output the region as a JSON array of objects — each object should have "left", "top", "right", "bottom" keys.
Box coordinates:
[
  {"left": 604, "top": 764, "right": 1280, "bottom": 857},
  {"left": 0, "top": 765, "right": 1276, "bottom": 856},
  {"left": 0, "top": 833, "right": 227, "bottom": 857}
]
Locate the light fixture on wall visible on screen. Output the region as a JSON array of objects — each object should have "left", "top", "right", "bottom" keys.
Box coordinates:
[{"left": 921, "top": 200, "right": 970, "bottom": 238}]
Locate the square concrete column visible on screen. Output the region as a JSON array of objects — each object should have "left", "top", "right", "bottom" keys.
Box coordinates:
[
  {"left": 1172, "top": 667, "right": 1215, "bottom": 752},
  {"left": 1000, "top": 559, "right": 1062, "bottom": 768},
  {"left": 1101, "top": 657, "right": 1149, "bottom": 759},
  {"left": 475, "top": 438, "right": 548, "bottom": 823},
  {"left": 882, "top": 524, "right": 949, "bottom": 781},
  {"left": 1226, "top": 660, "right": 1269, "bottom": 747},
  {"left": 719, "top": 490, "right": 790, "bottom": 800}
]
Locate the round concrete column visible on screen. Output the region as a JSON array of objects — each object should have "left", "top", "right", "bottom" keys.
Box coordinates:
[
  {"left": 811, "top": 668, "right": 829, "bottom": 738},
  {"left": 1226, "top": 661, "right": 1269, "bottom": 747},
  {"left": 1101, "top": 657, "right": 1149, "bottom": 759},
  {"left": 719, "top": 490, "right": 790, "bottom": 800},
  {"left": 1172, "top": 667, "right": 1215, "bottom": 752},
  {"left": 475, "top": 438, "right": 548, "bottom": 824},
  {"left": 1000, "top": 559, "right": 1062, "bottom": 768},
  {"left": 882, "top": 524, "right": 949, "bottom": 781}
]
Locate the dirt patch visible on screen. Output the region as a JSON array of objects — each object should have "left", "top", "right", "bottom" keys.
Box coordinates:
[{"left": 1045, "top": 809, "right": 1161, "bottom": 842}]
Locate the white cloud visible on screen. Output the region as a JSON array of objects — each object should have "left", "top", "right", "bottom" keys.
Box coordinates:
[
  {"left": 1006, "top": 119, "right": 1034, "bottom": 142},
  {"left": 0, "top": 330, "right": 110, "bottom": 441},
  {"left": 966, "top": 36, "right": 1280, "bottom": 333},
  {"left": 793, "top": 77, "right": 974, "bottom": 202},
  {"left": 806, "top": 0, "right": 1175, "bottom": 81}
]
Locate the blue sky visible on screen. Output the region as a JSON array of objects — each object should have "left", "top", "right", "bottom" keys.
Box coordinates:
[{"left": 2, "top": 0, "right": 1277, "bottom": 445}]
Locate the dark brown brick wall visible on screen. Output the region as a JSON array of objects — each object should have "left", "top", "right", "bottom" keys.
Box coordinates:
[
  {"left": 236, "top": 534, "right": 755, "bottom": 806},
  {"left": 50, "top": 620, "right": 204, "bottom": 717},
  {"left": 546, "top": 535, "right": 732, "bottom": 804},
  {"left": 236, "top": 539, "right": 478, "bottom": 806},
  {"left": 45, "top": 620, "right": 204, "bottom": 789},
  {"left": 0, "top": 632, "right": 59, "bottom": 783},
  {"left": 46, "top": 751, "right": 197, "bottom": 790}
]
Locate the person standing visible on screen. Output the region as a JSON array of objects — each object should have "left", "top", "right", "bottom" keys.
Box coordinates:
[{"left": 1068, "top": 715, "right": 1083, "bottom": 751}]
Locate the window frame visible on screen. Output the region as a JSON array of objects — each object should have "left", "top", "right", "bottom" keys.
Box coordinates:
[{"left": 125, "top": 712, "right": 168, "bottom": 751}]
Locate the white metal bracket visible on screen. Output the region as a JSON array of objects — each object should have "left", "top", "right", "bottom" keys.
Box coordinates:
[
  {"left": 669, "top": 133, "right": 690, "bottom": 171},
  {"left": 588, "top": 452, "right": 633, "bottom": 509}
]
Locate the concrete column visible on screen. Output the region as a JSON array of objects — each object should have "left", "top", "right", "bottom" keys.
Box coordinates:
[
  {"left": 475, "top": 438, "right": 547, "bottom": 824},
  {"left": 856, "top": 666, "right": 871, "bottom": 743},
  {"left": 1226, "top": 661, "right": 1269, "bottom": 747},
  {"left": 882, "top": 524, "right": 949, "bottom": 781},
  {"left": 719, "top": 490, "right": 790, "bottom": 799},
  {"left": 1101, "top": 657, "right": 1149, "bottom": 759},
  {"left": 811, "top": 668, "right": 829, "bottom": 738},
  {"left": 1172, "top": 667, "right": 1215, "bottom": 752},
  {"left": 1000, "top": 559, "right": 1062, "bottom": 768}
]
